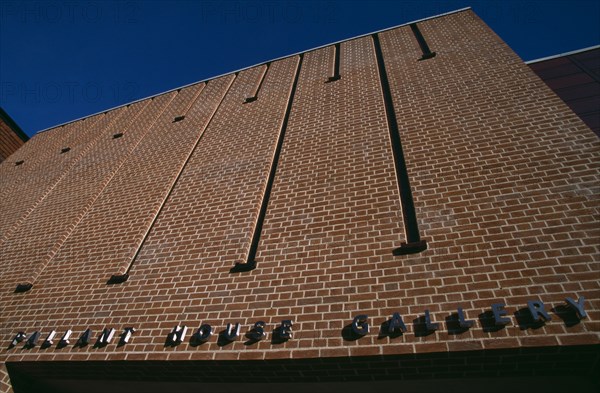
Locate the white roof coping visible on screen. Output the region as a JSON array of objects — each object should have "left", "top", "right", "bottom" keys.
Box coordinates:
[
  {"left": 525, "top": 44, "right": 600, "bottom": 64},
  {"left": 36, "top": 7, "right": 472, "bottom": 134}
]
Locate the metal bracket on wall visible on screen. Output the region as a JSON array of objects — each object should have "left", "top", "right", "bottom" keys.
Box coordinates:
[
  {"left": 107, "top": 273, "right": 129, "bottom": 284},
  {"left": 14, "top": 282, "right": 33, "bottom": 292}
]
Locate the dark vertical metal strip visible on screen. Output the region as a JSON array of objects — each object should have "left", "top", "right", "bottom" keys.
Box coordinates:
[
  {"left": 245, "top": 63, "right": 270, "bottom": 103},
  {"left": 372, "top": 34, "right": 427, "bottom": 255},
  {"left": 410, "top": 23, "right": 436, "bottom": 60},
  {"left": 231, "top": 55, "right": 304, "bottom": 273},
  {"left": 107, "top": 78, "right": 236, "bottom": 284},
  {"left": 327, "top": 43, "right": 341, "bottom": 82}
]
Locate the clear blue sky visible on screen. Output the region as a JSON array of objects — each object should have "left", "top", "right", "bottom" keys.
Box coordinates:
[{"left": 1, "top": 0, "right": 599, "bottom": 137}]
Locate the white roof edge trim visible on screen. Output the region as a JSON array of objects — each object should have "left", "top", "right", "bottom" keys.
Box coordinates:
[
  {"left": 36, "top": 6, "right": 472, "bottom": 134},
  {"left": 525, "top": 44, "right": 600, "bottom": 64}
]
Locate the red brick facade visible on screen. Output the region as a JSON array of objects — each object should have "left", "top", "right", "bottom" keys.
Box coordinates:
[{"left": 1, "top": 9, "right": 598, "bottom": 392}]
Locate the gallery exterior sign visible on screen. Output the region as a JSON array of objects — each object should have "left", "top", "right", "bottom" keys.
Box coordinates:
[{"left": 8, "top": 297, "right": 587, "bottom": 349}]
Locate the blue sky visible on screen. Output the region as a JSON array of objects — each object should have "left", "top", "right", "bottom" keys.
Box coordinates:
[{"left": 1, "top": 0, "right": 599, "bottom": 137}]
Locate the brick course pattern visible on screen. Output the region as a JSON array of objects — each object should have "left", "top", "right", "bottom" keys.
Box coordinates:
[
  {"left": 0, "top": 8, "right": 598, "bottom": 391},
  {"left": 0, "top": 114, "right": 105, "bottom": 240}
]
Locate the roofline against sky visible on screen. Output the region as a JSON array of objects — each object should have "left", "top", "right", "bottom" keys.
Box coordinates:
[
  {"left": 36, "top": 6, "right": 472, "bottom": 135},
  {"left": 525, "top": 44, "right": 600, "bottom": 64},
  {"left": 0, "top": 106, "right": 29, "bottom": 142}
]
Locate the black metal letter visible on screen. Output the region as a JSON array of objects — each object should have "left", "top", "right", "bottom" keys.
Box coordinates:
[
  {"left": 247, "top": 321, "right": 267, "bottom": 341},
  {"left": 77, "top": 329, "right": 92, "bottom": 346},
  {"left": 457, "top": 307, "right": 474, "bottom": 328},
  {"left": 277, "top": 320, "right": 293, "bottom": 340},
  {"left": 491, "top": 303, "right": 511, "bottom": 326},
  {"left": 222, "top": 323, "right": 241, "bottom": 342},
  {"left": 11, "top": 332, "right": 26, "bottom": 346},
  {"left": 120, "top": 327, "right": 136, "bottom": 344},
  {"left": 60, "top": 330, "right": 72, "bottom": 346},
  {"left": 352, "top": 315, "right": 370, "bottom": 336},
  {"left": 194, "top": 324, "right": 213, "bottom": 343},
  {"left": 424, "top": 310, "right": 439, "bottom": 331},
  {"left": 97, "top": 328, "right": 115, "bottom": 345},
  {"left": 527, "top": 300, "right": 551, "bottom": 322},
  {"left": 168, "top": 325, "right": 188, "bottom": 345},
  {"left": 565, "top": 297, "right": 587, "bottom": 319},
  {"left": 25, "top": 331, "right": 40, "bottom": 348},
  {"left": 43, "top": 330, "right": 57, "bottom": 346},
  {"left": 388, "top": 312, "right": 407, "bottom": 333}
]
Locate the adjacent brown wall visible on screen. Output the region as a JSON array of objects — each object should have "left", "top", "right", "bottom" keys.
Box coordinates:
[
  {"left": 0, "top": 9, "right": 598, "bottom": 391},
  {"left": 0, "top": 108, "right": 28, "bottom": 164},
  {"left": 529, "top": 47, "right": 600, "bottom": 136}
]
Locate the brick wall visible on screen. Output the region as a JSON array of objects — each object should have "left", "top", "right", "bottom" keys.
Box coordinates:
[
  {"left": 0, "top": 113, "right": 105, "bottom": 240},
  {"left": 0, "top": 8, "right": 598, "bottom": 391}
]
